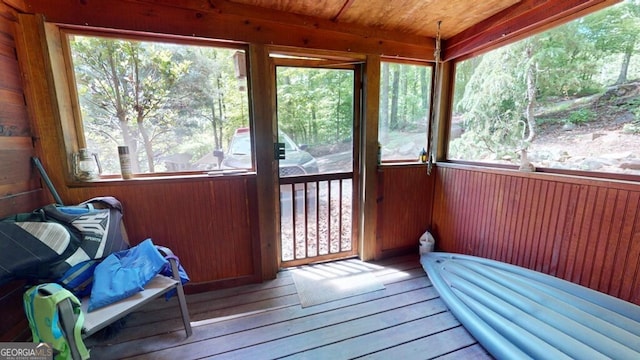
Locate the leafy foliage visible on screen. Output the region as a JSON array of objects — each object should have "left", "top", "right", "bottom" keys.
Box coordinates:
[
  {"left": 378, "top": 62, "right": 432, "bottom": 160},
  {"left": 534, "top": 23, "right": 602, "bottom": 98},
  {"left": 582, "top": 0, "right": 640, "bottom": 84},
  {"left": 451, "top": 42, "right": 530, "bottom": 160},
  {"left": 276, "top": 67, "right": 354, "bottom": 146},
  {"left": 450, "top": 0, "right": 640, "bottom": 163},
  {"left": 565, "top": 108, "right": 596, "bottom": 125},
  {"left": 70, "top": 36, "right": 248, "bottom": 174},
  {"left": 379, "top": 63, "right": 431, "bottom": 133}
]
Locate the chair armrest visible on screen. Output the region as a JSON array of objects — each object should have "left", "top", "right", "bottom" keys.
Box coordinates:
[
  {"left": 155, "top": 245, "right": 174, "bottom": 258},
  {"left": 155, "top": 245, "right": 181, "bottom": 283}
]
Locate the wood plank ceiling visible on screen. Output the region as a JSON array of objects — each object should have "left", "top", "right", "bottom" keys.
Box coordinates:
[
  {"left": 228, "top": 0, "right": 521, "bottom": 39},
  {"left": 18, "top": 0, "right": 620, "bottom": 61},
  {"left": 220, "top": 0, "right": 620, "bottom": 59}
]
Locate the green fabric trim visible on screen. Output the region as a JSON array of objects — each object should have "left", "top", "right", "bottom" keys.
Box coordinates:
[{"left": 23, "top": 283, "right": 90, "bottom": 360}]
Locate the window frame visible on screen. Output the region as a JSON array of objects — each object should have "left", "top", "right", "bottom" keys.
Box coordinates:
[
  {"left": 377, "top": 57, "right": 435, "bottom": 165},
  {"left": 54, "top": 25, "right": 253, "bottom": 181},
  {"left": 444, "top": 28, "right": 640, "bottom": 183}
]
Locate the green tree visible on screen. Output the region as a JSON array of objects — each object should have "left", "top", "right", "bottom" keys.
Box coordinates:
[
  {"left": 276, "top": 67, "right": 354, "bottom": 146},
  {"left": 379, "top": 62, "right": 390, "bottom": 140},
  {"left": 170, "top": 47, "right": 248, "bottom": 156},
  {"left": 451, "top": 11, "right": 614, "bottom": 161},
  {"left": 452, "top": 42, "right": 530, "bottom": 160},
  {"left": 583, "top": 0, "right": 640, "bottom": 85},
  {"left": 389, "top": 64, "right": 400, "bottom": 130},
  {"left": 380, "top": 62, "right": 431, "bottom": 132},
  {"left": 453, "top": 57, "right": 481, "bottom": 110},
  {"left": 71, "top": 37, "right": 189, "bottom": 172},
  {"left": 534, "top": 22, "right": 601, "bottom": 98}
]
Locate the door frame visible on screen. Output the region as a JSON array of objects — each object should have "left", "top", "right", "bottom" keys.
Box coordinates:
[{"left": 271, "top": 51, "right": 364, "bottom": 268}]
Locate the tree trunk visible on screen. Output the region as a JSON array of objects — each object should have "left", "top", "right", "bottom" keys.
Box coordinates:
[
  {"left": 524, "top": 42, "right": 537, "bottom": 143},
  {"left": 380, "top": 62, "right": 389, "bottom": 139},
  {"left": 216, "top": 75, "right": 225, "bottom": 148},
  {"left": 210, "top": 99, "right": 219, "bottom": 150},
  {"left": 132, "top": 47, "right": 154, "bottom": 172},
  {"left": 137, "top": 119, "right": 154, "bottom": 172},
  {"left": 336, "top": 86, "right": 342, "bottom": 141},
  {"left": 311, "top": 107, "right": 317, "bottom": 143},
  {"left": 390, "top": 66, "right": 400, "bottom": 130},
  {"left": 420, "top": 67, "right": 428, "bottom": 116},
  {"left": 401, "top": 68, "right": 408, "bottom": 128},
  {"left": 107, "top": 43, "right": 138, "bottom": 172},
  {"left": 616, "top": 37, "right": 636, "bottom": 85}
]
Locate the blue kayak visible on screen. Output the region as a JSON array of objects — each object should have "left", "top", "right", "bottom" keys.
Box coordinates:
[{"left": 421, "top": 252, "right": 640, "bottom": 360}]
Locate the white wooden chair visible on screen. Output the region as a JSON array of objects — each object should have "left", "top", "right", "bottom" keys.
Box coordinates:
[{"left": 58, "top": 246, "right": 192, "bottom": 360}]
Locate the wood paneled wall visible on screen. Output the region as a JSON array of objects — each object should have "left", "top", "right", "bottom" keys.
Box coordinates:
[
  {"left": 0, "top": 2, "right": 43, "bottom": 214},
  {"left": 432, "top": 164, "right": 640, "bottom": 305},
  {"left": 0, "top": 1, "right": 48, "bottom": 341},
  {"left": 2, "top": 9, "right": 261, "bottom": 339},
  {"left": 376, "top": 165, "right": 435, "bottom": 258},
  {"left": 59, "top": 177, "right": 261, "bottom": 289},
  {"left": 10, "top": 13, "right": 262, "bottom": 292}
]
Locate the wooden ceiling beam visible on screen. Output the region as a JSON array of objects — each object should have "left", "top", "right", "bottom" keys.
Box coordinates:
[
  {"left": 161, "top": 0, "right": 430, "bottom": 45},
  {"left": 332, "top": 0, "right": 357, "bottom": 22},
  {"left": 22, "top": 0, "right": 434, "bottom": 60},
  {"left": 444, "top": 0, "right": 621, "bottom": 61},
  {"left": 1, "top": 0, "right": 28, "bottom": 12}
]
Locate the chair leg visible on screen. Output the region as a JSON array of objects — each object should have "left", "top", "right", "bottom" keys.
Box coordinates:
[{"left": 170, "top": 258, "right": 193, "bottom": 337}]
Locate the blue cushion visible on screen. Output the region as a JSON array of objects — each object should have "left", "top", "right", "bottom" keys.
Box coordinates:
[{"left": 88, "top": 238, "right": 167, "bottom": 312}]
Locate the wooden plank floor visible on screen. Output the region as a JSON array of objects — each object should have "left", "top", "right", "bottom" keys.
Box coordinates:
[{"left": 85, "top": 255, "right": 492, "bottom": 359}]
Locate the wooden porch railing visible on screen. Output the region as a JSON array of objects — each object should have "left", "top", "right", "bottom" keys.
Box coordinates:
[{"left": 280, "top": 172, "right": 356, "bottom": 266}]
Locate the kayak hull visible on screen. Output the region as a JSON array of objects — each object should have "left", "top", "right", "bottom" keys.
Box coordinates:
[{"left": 421, "top": 252, "right": 640, "bottom": 360}]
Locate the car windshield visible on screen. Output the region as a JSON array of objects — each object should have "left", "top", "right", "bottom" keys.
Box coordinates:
[
  {"left": 230, "top": 133, "right": 251, "bottom": 155},
  {"left": 229, "top": 130, "right": 298, "bottom": 155},
  {"left": 279, "top": 132, "right": 297, "bottom": 151}
]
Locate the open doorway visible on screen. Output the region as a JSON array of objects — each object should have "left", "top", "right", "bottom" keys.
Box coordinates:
[{"left": 274, "top": 57, "right": 362, "bottom": 267}]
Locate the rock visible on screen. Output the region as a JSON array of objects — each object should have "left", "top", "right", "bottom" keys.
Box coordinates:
[
  {"left": 622, "top": 123, "right": 640, "bottom": 134},
  {"left": 613, "top": 111, "right": 635, "bottom": 124},
  {"left": 450, "top": 123, "right": 464, "bottom": 140},
  {"left": 528, "top": 151, "right": 551, "bottom": 162},
  {"left": 620, "top": 161, "right": 640, "bottom": 170},
  {"left": 529, "top": 150, "right": 574, "bottom": 163},
  {"left": 562, "top": 123, "right": 577, "bottom": 131},
  {"left": 593, "top": 157, "right": 615, "bottom": 166},
  {"left": 398, "top": 142, "right": 415, "bottom": 155},
  {"left": 585, "top": 133, "right": 606, "bottom": 141},
  {"left": 580, "top": 159, "right": 604, "bottom": 171},
  {"left": 545, "top": 161, "right": 571, "bottom": 169},
  {"left": 599, "top": 152, "right": 632, "bottom": 160}
]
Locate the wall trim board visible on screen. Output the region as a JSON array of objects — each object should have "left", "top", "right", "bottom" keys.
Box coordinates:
[{"left": 437, "top": 162, "right": 640, "bottom": 192}]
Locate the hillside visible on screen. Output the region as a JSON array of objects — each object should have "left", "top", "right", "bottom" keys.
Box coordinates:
[{"left": 529, "top": 82, "right": 640, "bottom": 174}]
